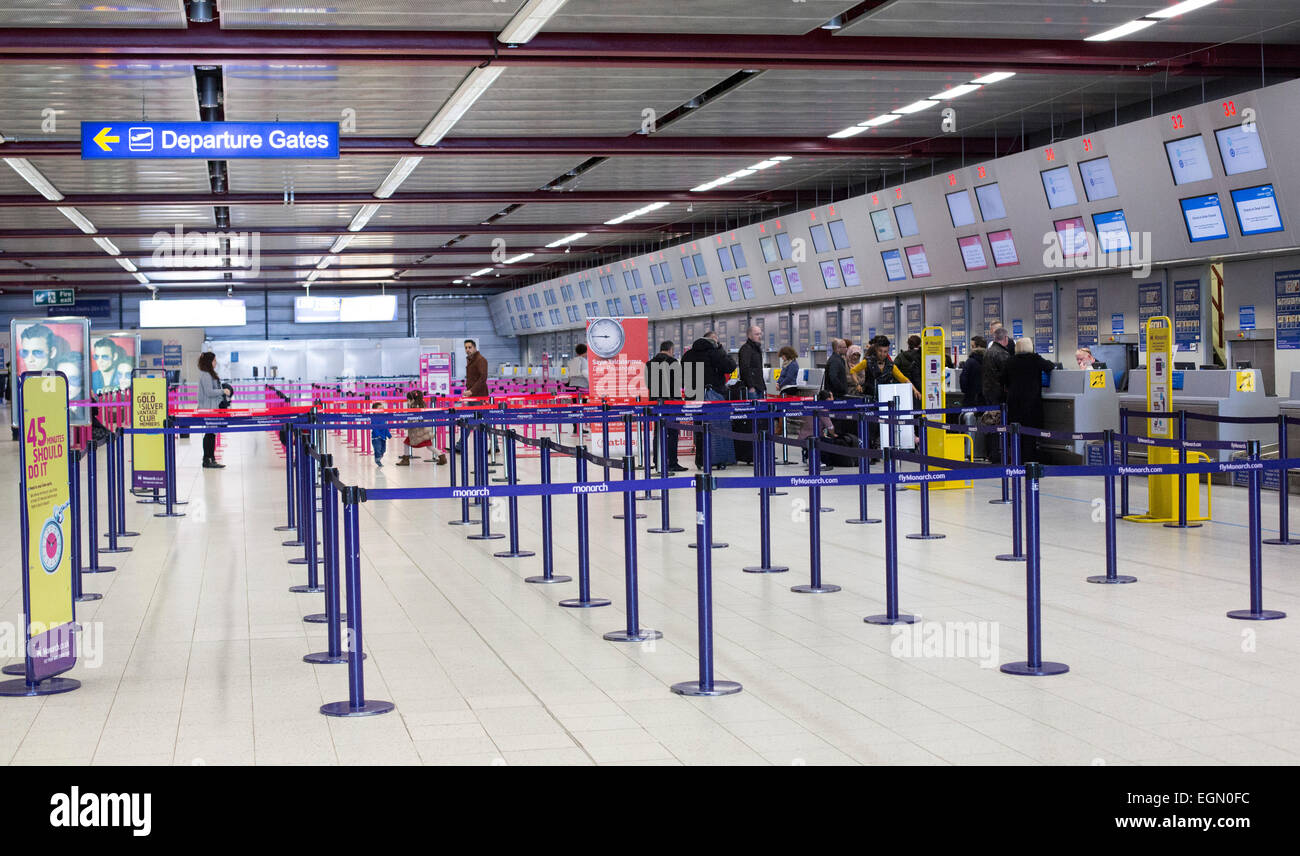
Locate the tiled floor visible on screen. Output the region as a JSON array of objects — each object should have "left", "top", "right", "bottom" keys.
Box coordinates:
[{"left": 2, "top": 417, "right": 1298, "bottom": 766}]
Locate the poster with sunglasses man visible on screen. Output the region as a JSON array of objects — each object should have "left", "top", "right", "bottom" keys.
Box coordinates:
[
  {"left": 91, "top": 332, "right": 140, "bottom": 394},
  {"left": 10, "top": 317, "right": 91, "bottom": 428}
]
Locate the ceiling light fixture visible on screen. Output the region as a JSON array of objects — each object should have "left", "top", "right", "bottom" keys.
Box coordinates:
[
  {"left": 545, "top": 232, "right": 587, "bottom": 247},
  {"left": 827, "top": 125, "right": 869, "bottom": 139},
  {"left": 503, "top": 252, "right": 535, "bottom": 264},
  {"left": 115, "top": 257, "right": 138, "bottom": 273},
  {"left": 894, "top": 99, "right": 939, "bottom": 114},
  {"left": 3, "top": 157, "right": 64, "bottom": 201},
  {"left": 1146, "top": 0, "right": 1218, "bottom": 19},
  {"left": 930, "top": 84, "right": 981, "bottom": 100},
  {"left": 374, "top": 156, "right": 423, "bottom": 198},
  {"left": 132, "top": 272, "right": 150, "bottom": 284},
  {"left": 329, "top": 234, "right": 355, "bottom": 253},
  {"left": 498, "top": 0, "right": 570, "bottom": 45},
  {"left": 1085, "top": 18, "right": 1159, "bottom": 40},
  {"left": 92, "top": 237, "right": 121, "bottom": 255},
  {"left": 971, "top": 71, "right": 1016, "bottom": 84},
  {"left": 56, "top": 206, "right": 97, "bottom": 234},
  {"left": 604, "top": 201, "right": 668, "bottom": 225},
  {"left": 470, "top": 267, "right": 494, "bottom": 277},
  {"left": 347, "top": 202, "right": 381, "bottom": 232},
  {"left": 414, "top": 65, "right": 507, "bottom": 146},
  {"left": 860, "top": 114, "right": 901, "bottom": 127},
  {"left": 821, "top": 15, "right": 843, "bottom": 30}
]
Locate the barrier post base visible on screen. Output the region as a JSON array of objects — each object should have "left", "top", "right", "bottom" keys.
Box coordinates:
[
  {"left": 603, "top": 629, "right": 663, "bottom": 643},
  {"left": 273, "top": 525, "right": 295, "bottom": 531},
  {"left": 906, "top": 533, "right": 945, "bottom": 541},
  {"left": 76, "top": 592, "right": 103, "bottom": 602},
  {"left": 83, "top": 565, "right": 115, "bottom": 574},
  {"left": 493, "top": 549, "right": 536, "bottom": 558},
  {"left": 304, "top": 651, "right": 365, "bottom": 664},
  {"left": 447, "top": 520, "right": 477, "bottom": 527},
  {"left": 117, "top": 531, "right": 140, "bottom": 538},
  {"left": 1, "top": 664, "right": 24, "bottom": 675},
  {"left": 995, "top": 552, "right": 1026, "bottom": 562},
  {"left": 1087, "top": 574, "right": 1138, "bottom": 584},
  {"left": 671, "top": 680, "right": 742, "bottom": 697},
  {"left": 1162, "top": 522, "right": 1203, "bottom": 529},
  {"left": 742, "top": 565, "right": 789, "bottom": 574},
  {"left": 559, "top": 597, "right": 611, "bottom": 608},
  {"left": 845, "top": 517, "right": 881, "bottom": 525},
  {"left": 1261, "top": 538, "right": 1300, "bottom": 546},
  {"left": 287, "top": 557, "right": 322, "bottom": 566},
  {"left": 1000, "top": 661, "right": 1069, "bottom": 676},
  {"left": 988, "top": 498, "right": 1012, "bottom": 505},
  {"left": 525, "top": 574, "right": 572, "bottom": 584},
  {"left": 303, "top": 612, "right": 346, "bottom": 623},
  {"left": 289, "top": 584, "right": 326, "bottom": 594},
  {"left": 790, "top": 584, "right": 841, "bottom": 594},
  {"left": 688, "top": 541, "right": 728, "bottom": 549},
  {"left": 153, "top": 511, "right": 185, "bottom": 518},
  {"left": 647, "top": 527, "right": 684, "bottom": 534},
  {"left": 320, "top": 699, "right": 394, "bottom": 717},
  {"left": 282, "top": 539, "right": 305, "bottom": 547},
  {"left": 466, "top": 533, "right": 505, "bottom": 541},
  {"left": 612, "top": 513, "right": 647, "bottom": 520},
  {"left": 1226, "top": 609, "right": 1286, "bottom": 621},
  {"left": 0, "top": 677, "right": 81, "bottom": 697},
  {"left": 98, "top": 546, "right": 132, "bottom": 554},
  {"left": 864, "top": 613, "right": 917, "bottom": 625}
]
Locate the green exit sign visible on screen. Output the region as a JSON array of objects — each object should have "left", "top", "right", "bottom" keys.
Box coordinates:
[{"left": 34, "top": 288, "right": 75, "bottom": 307}]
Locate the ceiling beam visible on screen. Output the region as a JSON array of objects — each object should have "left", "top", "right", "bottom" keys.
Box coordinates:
[
  {"left": 0, "top": 26, "right": 1289, "bottom": 75},
  {"left": 0, "top": 223, "right": 685, "bottom": 240},
  {"left": 0, "top": 135, "right": 995, "bottom": 159},
  {"left": 0, "top": 245, "right": 618, "bottom": 261},
  {"left": 1, "top": 276, "right": 482, "bottom": 290},
  {"left": 0, "top": 260, "right": 569, "bottom": 277},
  {"left": 0, "top": 188, "right": 797, "bottom": 207}
]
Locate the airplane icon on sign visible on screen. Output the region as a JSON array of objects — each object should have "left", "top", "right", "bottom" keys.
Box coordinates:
[{"left": 128, "top": 126, "right": 153, "bottom": 152}]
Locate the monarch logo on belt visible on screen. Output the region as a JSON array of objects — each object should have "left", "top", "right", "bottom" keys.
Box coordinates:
[{"left": 452, "top": 487, "right": 489, "bottom": 498}]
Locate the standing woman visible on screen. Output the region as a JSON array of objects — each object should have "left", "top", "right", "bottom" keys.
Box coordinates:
[
  {"left": 1002, "top": 338, "right": 1056, "bottom": 462},
  {"left": 196, "top": 351, "right": 225, "bottom": 469}
]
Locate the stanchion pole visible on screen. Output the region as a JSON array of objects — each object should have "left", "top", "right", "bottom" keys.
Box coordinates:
[
  {"left": 996, "top": 425, "right": 1025, "bottom": 561},
  {"left": 99, "top": 427, "right": 130, "bottom": 554},
  {"left": 449, "top": 417, "right": 475, "bottom": 527},
  {"left": 305, "top": 459, "right": 351, "bottom": 631},
  {"left": 115, "top": 429, "right": 138, "bottom": 537},
  {"left": 1165, "top": 409, "right": 1201, "bottom": 529},
  {"left": 274, "top": 421, "right": 297, "bottom": 531},
  {"left": 846, "top": 409, "right": 880, "bottom": 525},
  {"left": 1228, "top": 441, "right": 1287, "bottom": 621},
  {"left": 1001, "top": 462, "right": 1069, "bottom": 676},
  {"left": 1119, "top": 408, "right": 1131, "bottom": 518},
  {"left": 613, "top": 414, "right": 646, "bottom": 520},
  {"left": 493, "top": 431, "right": 533, "bottom": 557},
  {"left": 792, "top": 437, "right": 840, "bottom": 594},
  {"left": 1089, "top": 429, "right": 1137, "bottom": 584},
  {"left": 70, "top": 449, "right": 100, "bottom": 602},
  {"left": 559, "top": 452, "right": 611, "bottom": 608},
  {"left": 907, "top": 415, "right": 944, "bottom": 541},
  {"left": 768, "top": 403, "right": 786, "bottom": 496},
  {"left": 990, "top": 403, "right": 1011, "bottom": 505},
  {"left": 526, "top": 438, "right": 570, "bottom": 584},
  {"left": 866, "top": 447, "right": 915, "bottom": 625},
  {"left": 604, "top": 456, "right": 661, "bottom": 642},
  {"left": 689, "top": 424, "right": 728, "bottom": 549},
  {"left": 320, "top": 486, "right": 394, "bottom": 717},
  {"left": 743, "top": 420, "right": 788, "bottom": 574},
  {"left": 648, "top": 416, "right": 684, "bottom": 535},
  {"left": 639, "top": 406, "right": 656, "bottom": 500},
  {"left": 154, "top": 418, "right": 184, "bottom": 519},
  {"left": 289, "top": 441, "right": 324, "bottom": 588},
  {"left": 282, "top": 428, "right": 306, "bottom": 546},
  {"left": 601, "top": 402, "right": 611, "bottom": 482},
  {"left": 1263, "top": 415, "right": 1297, "bottom": 546},
  {"left": 469, "top": 424, "right": 504, "bottom": 542},
  {"left": 671, "top": 474, "right": 742, "bottom": 697}
]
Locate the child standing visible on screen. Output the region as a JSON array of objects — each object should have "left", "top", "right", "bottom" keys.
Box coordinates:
[{"left": 371, "top": 402, "right": 391, "bottom": 467}]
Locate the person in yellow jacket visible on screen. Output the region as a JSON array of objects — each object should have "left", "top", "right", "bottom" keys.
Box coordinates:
[{"left": 852, "top": 336, "right": 920, "bottom": 402}]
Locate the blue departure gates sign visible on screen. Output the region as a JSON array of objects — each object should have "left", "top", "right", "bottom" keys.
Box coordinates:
[{"left": 80, "top": 121, "right": 339, "bottom": 159}]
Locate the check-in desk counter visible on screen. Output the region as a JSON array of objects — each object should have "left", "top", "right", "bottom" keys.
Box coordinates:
[
  {"left": 1119, "top": 369, "right": 1278, "bottom": 461},
  {"left": 1040, "top": 370, "right": 1120, "bottom": 463}
]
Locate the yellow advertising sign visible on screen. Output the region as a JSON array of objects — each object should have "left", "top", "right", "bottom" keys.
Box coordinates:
[
  {"left": 920, "top": 326, "right": 946, "bottom": 411},
  {"left": 1236, "top": 371, "right": 1255, "bottom": 392},
  {"left": 1089, "top": 370, "right": 1107, "bottom": 389},
  {"left": 131, "top": 375, "right": 167, "bottom": 489},
  {"left": 19, "top": 373, "right": 76, "bottom": 678},
  {"left": 1145, "top": 317, "right": 1174, "bottom": 439}
]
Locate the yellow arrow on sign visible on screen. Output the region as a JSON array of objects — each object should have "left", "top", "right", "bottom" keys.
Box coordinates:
[{"left": 93, "top": 126, "right": 119, "bottom": 152}]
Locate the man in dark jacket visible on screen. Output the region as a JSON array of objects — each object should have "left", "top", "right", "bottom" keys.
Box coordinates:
[
  {"left": 959, "top": 336, "right": 987, "bottom": 406},
  {"left": 464, "top": 339, "right": 489, "bottom": 398},
  {"left": 823, "top": 338, "right": 848, "bottom": 398},
  {"left": 894, "top": 335, "right": 924, "bottom": 392},
  {"left": 980, "top": 327, "right": 1013, "bottom": 462},
  {"left": 681, "top": 332, "right": 737, "bottom": 468},
  {"left": 736, "top": 325, "right": 766, "bottom": 399},
  {"left": 646, "top": 341, "right": 686, "bottom": 472}
]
